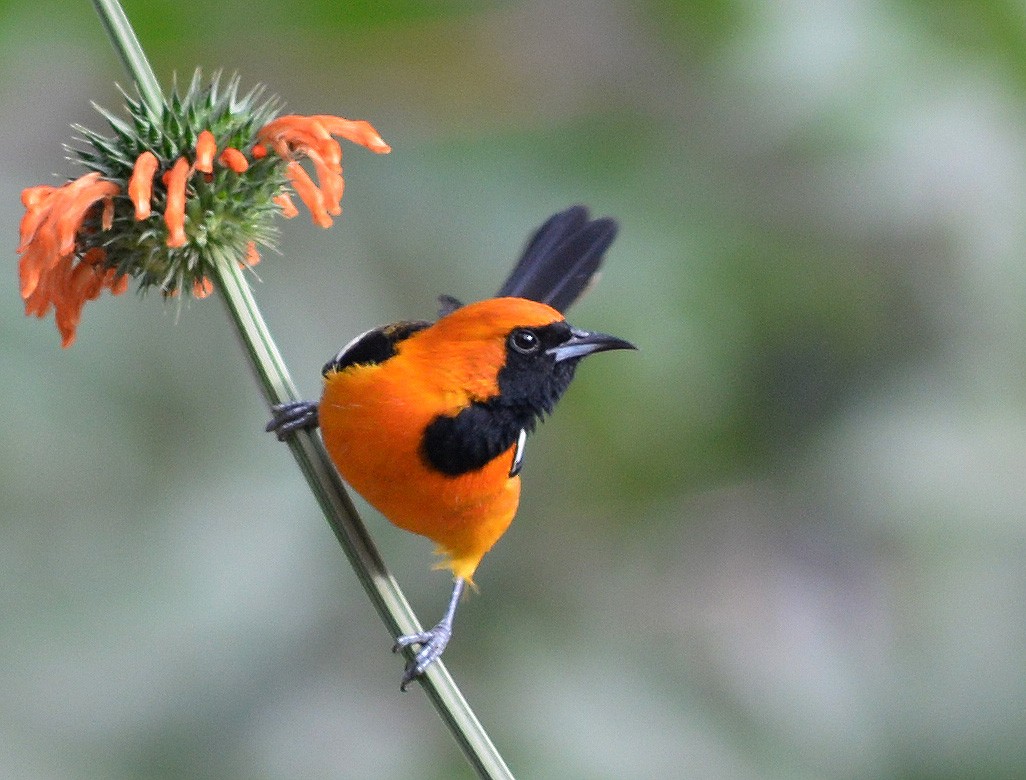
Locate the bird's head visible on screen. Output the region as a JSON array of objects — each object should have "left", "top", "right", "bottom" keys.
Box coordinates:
[{"left": 412, "top": 296, "right": 635, "bottom": 417}]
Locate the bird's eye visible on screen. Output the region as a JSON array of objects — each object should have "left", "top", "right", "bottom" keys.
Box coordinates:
[{"left": 509, "top": 328, "right": 541, "bottom": 354}]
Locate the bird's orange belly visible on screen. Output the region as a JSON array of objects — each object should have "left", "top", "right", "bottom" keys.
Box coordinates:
[{"left": 319, "top": 381, "right": 521, "bottom": 581}]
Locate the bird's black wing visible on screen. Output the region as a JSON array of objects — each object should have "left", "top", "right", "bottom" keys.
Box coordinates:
[{"left": 495, "top": 205, "right": 619, "bottom": 314}]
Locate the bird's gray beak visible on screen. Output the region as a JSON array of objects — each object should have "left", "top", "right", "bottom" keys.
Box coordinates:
[{"left": 546, "top": 328, "right": 636, "bottom": 363}]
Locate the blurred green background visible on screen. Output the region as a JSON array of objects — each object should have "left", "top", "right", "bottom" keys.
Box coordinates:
[{"left": 4, "top": 0, "right": 1026, "bottom": 777}]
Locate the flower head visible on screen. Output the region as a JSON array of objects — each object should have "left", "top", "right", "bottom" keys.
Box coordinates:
[{"left": 17, "top": 72, "right": 390, "bottom": 346}]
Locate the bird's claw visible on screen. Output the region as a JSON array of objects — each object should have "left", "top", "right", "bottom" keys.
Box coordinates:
[
  {"left": 393, "top": 623, "right": 453, "bottom": 691},
  {"left": 265, "top": 400, "right": 319, "bottom": 440}
]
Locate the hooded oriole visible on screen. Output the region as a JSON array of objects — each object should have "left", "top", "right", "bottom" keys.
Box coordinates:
[{"left": 267, "top": 206, "right": 634, "bottom": 688}]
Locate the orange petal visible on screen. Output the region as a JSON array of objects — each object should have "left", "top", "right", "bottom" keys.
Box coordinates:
[
  {"left": 129, "top": 151, "right": 159, "bottom": 220},
  {"left": 80, "top": 246, "right": 106, "bottom": 266},
  {"left": 21, "top": 242, "right": 126, "bottom": 347},
  {"left": 326, "top": 172, "right": 344, "bottom": 216},
  {"left": 259, "top": 115, "right": 332, "bottom": 150},
  {"left": 194, "top": 130, "right": 217, "bottom": 174},
  {"left": 162, "top": 157, "right": 191, "bottom": 247},
  {"left": 23, "top": 284, "right": 52, "bottom": 320},
  {"left": 273, "top": 192, "right": 299, "bottom": 219},
  {"left": 242, "top": 241, "right": 260, "bottom": 267},
  {"left": 47, "top": 248, "right": 116, "bottom": 349},
  {"left": 22, "top": 250, "right": 66, "bottom": 317},
  {"left": 101, "top": 196, "right": 114, "bottom": 231},
  {"left": 54, "top": 173, "right": 116, "bottom": 256},
  {"left": 21, "top": 184, "right": 56, "bottom": 208},
  {"left": 54, "top": 199, "right": 85, "bottom": 256},
  {"left": 18, "top": 209, "right": 58, "bottom": 298},
  {"left": 218, "top": 147, "right": 249, "bottom": 173},
  {"left": 301, "top": 145, "right": 344, "bottom": 216},
  {"left": 18, "top": 185, "right": 57, "bottom": 251},
  {"left": 18, "top": 223, "right": 59, "bottom": 300},
  {"left": 193, "top": 277, "right": 214, "bottom": 299},
  {"left": 258, "top": 116, "right": 340, "bottom": 169},
  {"left": 19, "top": 245, "right": 47, "bottom": 299},
  {"left": 312, "top": 115, "right": 392, "bottom": 154},
  {"left": 286, "top": 161, "right": 332, "bottom": 228},
  {"left": 55, "top": 292, "right": 84, "bottom": 349},
  {"left": 251, "top": 143, "right": 267, "bottom": 159}
]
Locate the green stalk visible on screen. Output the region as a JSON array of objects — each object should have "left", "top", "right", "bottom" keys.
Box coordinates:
[
  {"left": 90, "top": 0, "right": 163, "bottom": 121},
  {"left": 89, "top": 2, "right": 513, "bottom": 777}
]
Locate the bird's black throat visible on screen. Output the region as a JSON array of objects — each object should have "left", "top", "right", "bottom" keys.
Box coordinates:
[{"left": 420, "top": 322, "right": 581, "bottom": 477}]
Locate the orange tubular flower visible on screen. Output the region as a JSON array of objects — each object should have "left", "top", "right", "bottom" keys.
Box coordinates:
[
  {"left": 259, "top": 116, "right": 333, "bottom": 162},
  {"left": 273, "top": 192, "right": 299, "bottom": 219},
  {"left": 20, "top": 184, "right": 55, "bottom": 229},
  {"left": 243, "top": 241, "right": 260, "bottom": 267},
  {"left": 194, "top": 130, "right": 216, "bottom": 174},
  {"left": 193, "top": 277, "right": 214, "bottom": 299},
  {"left": 162, "top": 157, "right": 191, "bottom": 247},
  {"left": 285, "top": 161, "right": 331, "bottom": 228},
  {"left": 218, "top": 147, "right": 249, "bottom": 173},
  {"left": 311, "top": 116, "right": 392, "bottom": 154},
  {"left": 256, "top": 114, "right": 390, "bottom": 227},
  {"left": 129, "top": 151, "right": 159, "bottom": 219},
  {"left": 303, "top": 146, "right": 344, "bottom": 217}
]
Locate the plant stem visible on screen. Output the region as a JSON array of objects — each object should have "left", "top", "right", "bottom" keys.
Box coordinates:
[
  {"left": 90, "top": 0, "right": 163, "bottom": 121},
  {"left": 89, "top": 2, "right": 513, "bottom": 777}
]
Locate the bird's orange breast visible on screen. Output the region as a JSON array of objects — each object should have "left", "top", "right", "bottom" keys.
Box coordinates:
[{"left": 319, "top": 347, "right": 521, "bottom": 582}]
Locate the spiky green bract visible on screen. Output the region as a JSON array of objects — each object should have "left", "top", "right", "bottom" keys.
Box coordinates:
[{"left": 70, "top": 70, "right": 287, "bottom": 296}]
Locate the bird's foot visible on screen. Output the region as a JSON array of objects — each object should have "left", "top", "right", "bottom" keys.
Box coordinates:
[
  {"left": 393, "top": 579, "right": 465, "bottom": 691},
  {"left": 265, "top": 401, "right": 319, "bottom": 441},
  {"left": 393, "top": 621, "right": 453, "bottom": 691}
]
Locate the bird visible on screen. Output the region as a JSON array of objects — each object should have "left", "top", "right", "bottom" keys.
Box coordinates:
[{"left": 266, "top": 205, "right": 635, "bottom": 689}]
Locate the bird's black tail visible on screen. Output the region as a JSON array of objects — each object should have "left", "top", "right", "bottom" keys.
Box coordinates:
[{"left": 495, "top": 205, "right": 618, "bottom": 314}]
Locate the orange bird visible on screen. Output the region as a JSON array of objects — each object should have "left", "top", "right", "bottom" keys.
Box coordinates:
[{"left": 267, "top": 206, "right": 634, "bottom": 689}]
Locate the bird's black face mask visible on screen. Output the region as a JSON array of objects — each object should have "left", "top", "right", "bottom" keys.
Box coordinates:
[{"left": 420, "top": 320, "right": 634, "bottom": 478}]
